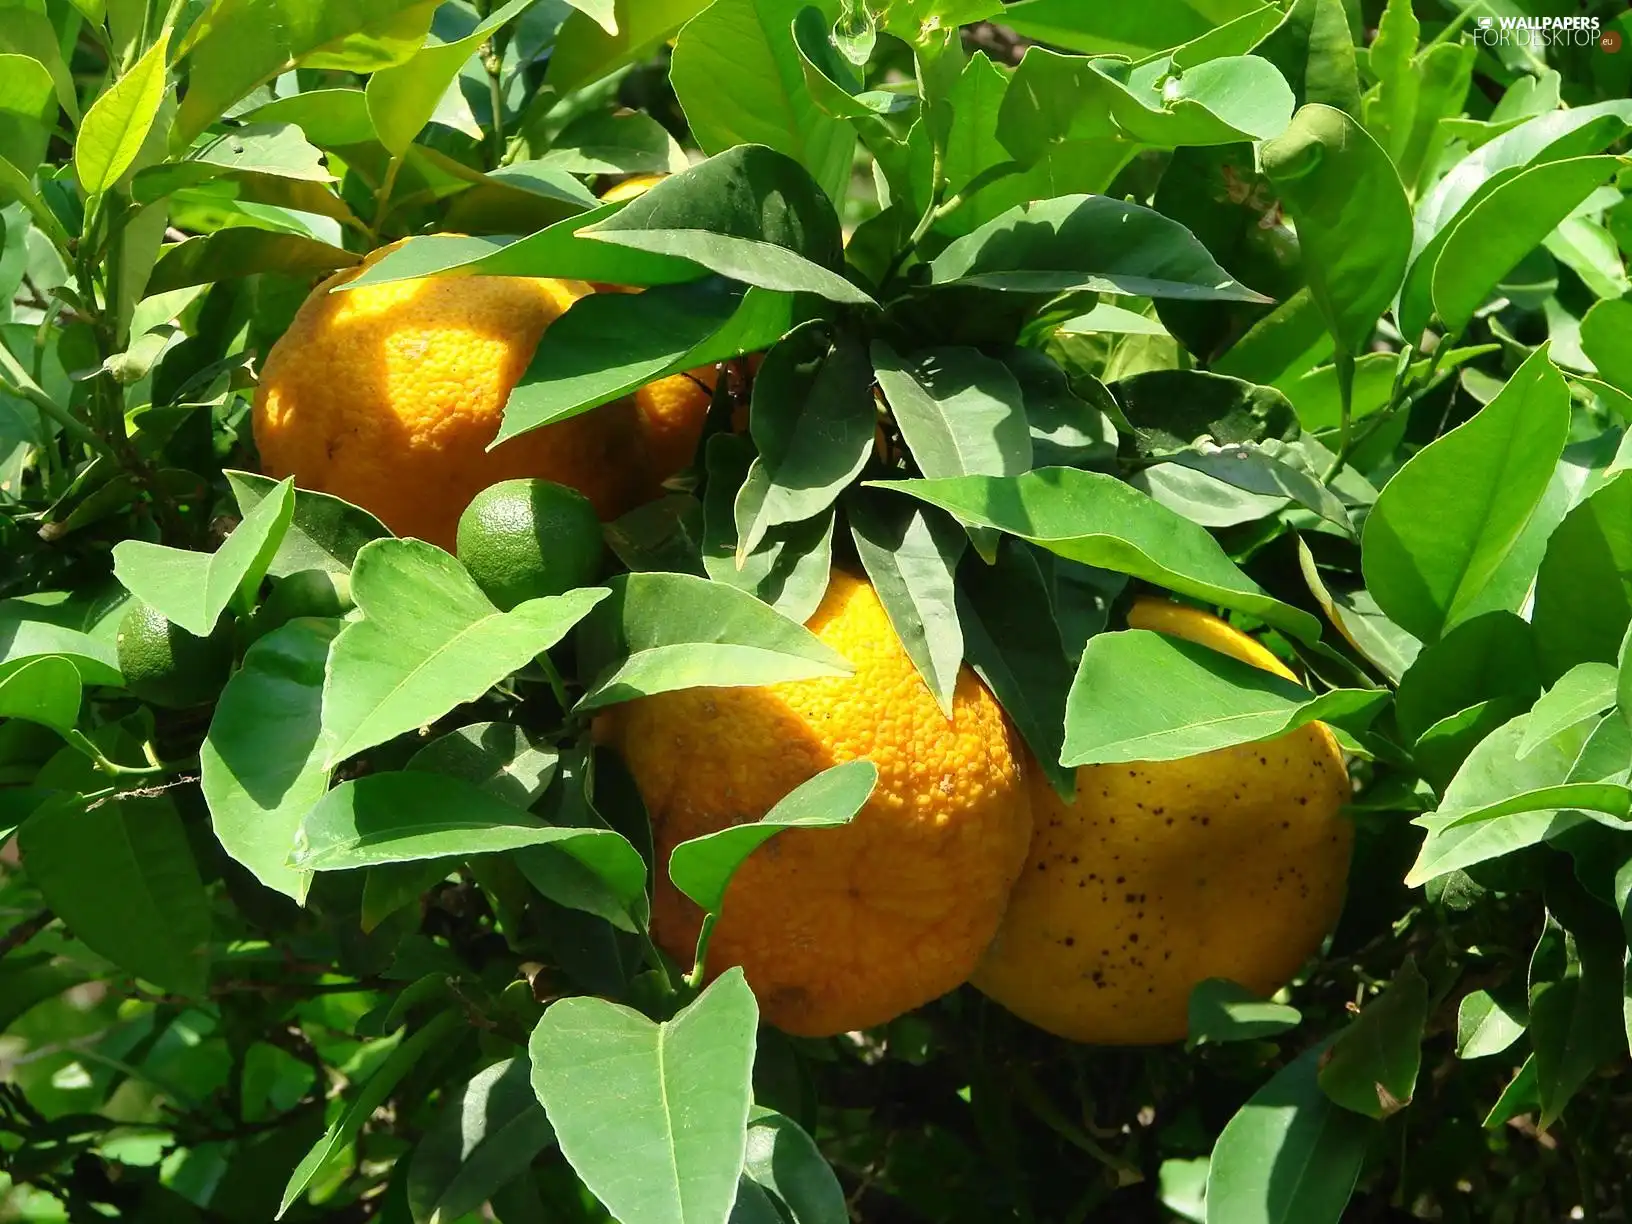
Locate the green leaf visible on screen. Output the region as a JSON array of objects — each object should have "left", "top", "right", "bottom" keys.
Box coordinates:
[
  {"left": 1529, "top": 910, "right": 1626, "bottom": 1130},
  {"left": 1252, "top": 0, "right": 1360, "bottom": 116},
  {"left": 873, "top": 343, "right": 1032, "bottom": 482},
  {"left": 408, "top": 1058, "right": 555, "bottom": 1224},
  {"left": 1430, "top": 157, "right": 1622, "bottom": 339},
  {"left": 538, "top": 110, "right": 689, "bottom": 176},
  {"left": 294, "top": 770, "right": 646, "bottom": 911},
  {"left": 18, "top": 794, "right": 211, "bottom": 997},
  {"left": 670, "top": 0, "right": 855, "bottom": 205},
  {"left": 1362, "top": 346, "right": 1570, "bottom": 644},
  {"left": 408, "top": 722, "right": 559, "bottom": 809},
  {"left": 1318, "top": 959, "right": 1429, "bottom": 1119},
  {"left": 742, "top": 1108, "right": 846, "bottom": 1224},
  {"left": 1168, "top": 445, "right": 1352, "bottom": 532},
  {"left": 1000, "top": 49, "right": 1292, "bottom": 161},
  {"left": 1204, "top": 1040, "right": 1374, "bottom": 1224},
  {"left": 847, "top": 495, "right": 964, "bottom": 717},
  {"left": 582, "top": 145, "right": 867, "bottom": 305},
  {"left": 280, "top": 1010, "right": 462, "bottom": 1217},
  {"left": 1483, "top": 1057, "right": 1539, "bottom": 1130},
  {"left": 1581, "top": 299, "right": 1632, "bottom": 398},
  {"left": 0, "top": 600, "right": 123, "bottom": 686},
  {"left": 227, "top": 471, "right": 391, "bottom": 578},
  {"left": 175, "top": 0, "right": 438, "bottom": 145},
  {"left": 1187, "top": 978, "right": 1302, "bottom": 1047},
  {"left": 75, "top": 32, "right": 169, "bottom": 194},
  {"left": 367, "top": 0, "right": 533, "bottom": 156},
  {"left": 998, "top": 0, "right": 1267, "bottom": 57},
  {"left": 0, "top": 655, "right": 81, "bottom": 736},
  {"left": 148, "top": 229, "right": 360, "bottom": 295},
  {"left": 239, "top": 87, "right": 377, "bottom": 147},
  {"left": 1062, "top": 629, "right": 1384, "bottom": 765},
  {"left": 547, "top": 0, "right": 713, "bottom": 94},
  {"left": 321, "top": 539, "right": 608, "bottom": 765},
  {"left": 956, "top": 541, "right": 1076, "bottom": 800},
  {"left": 1260, "top": 104, "right": 1410, "bottom": 355},
  {"left": 200, "top": 619, "right": 338, "bottom": 903},
  {"left": 703, "top": 434, "right": 834, "bottom": 623},
  {"left": 112, "top": 477, "right": 295, "bottom": 637},
  {"left": 1394, "top": 611, "right": 1539, "bottom": 748},
  {"left": 669, "top": 759, "right": 874, "bottom": 914},
  {"left": 930, "top": 194, "right": 1270, "bottom": 301},
  {"left": 1532, "top": 472, "right": 1632, "bottom": 683},
  {"left": 529, "top": 969, "right": 758, "bottom": 1224},
  {"left": 1520, "top": 664, "right": 1619, "bottom": 760},
  {"left": 0, "top": 53, "right": 57, "bottom": 174},
  {"left": 1001, "top": 346, "right": 1118, "bottom": 470},
  {"left": 574, "top": 571, "right": 851, "bottom": 713},
  {"left": 1114, "top": 369, "right": 1298, "bottom": 457},
  {"left": 1455, "top": 989, "right": 1526, "bottom": 1060},
  {"left": 871, "top": 469, "right": 1323, "bottom": 644},
  {"left": 736, "top": 322, "right": 874, "bottom": 558},
  {"left": 1296, "top": 539, "right": 1419, "bottom": 686}
]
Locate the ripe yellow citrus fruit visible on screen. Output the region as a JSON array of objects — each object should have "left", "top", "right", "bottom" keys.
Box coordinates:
[
  {"left": 973, "top": 598, "right": 1352, "bottom": 1045},
  {"left": 601, "top": 570, "right": 1034, "bottom": 1037},
  {"left": 253, "top": 246, "right": 648, "bottom": 549},
  {"left": 635, "top": 367, "right": 715, "bottom": 485},
  {"left": 599, "top": 173, "right": 667, "bottom": 203}
]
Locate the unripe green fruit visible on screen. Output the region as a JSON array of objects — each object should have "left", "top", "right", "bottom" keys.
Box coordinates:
[
  {"left": 456, "top": 478, "right": 603, "bottom": 611},
  {"left": 116, "top": 601, "right": 235, "bottom": 709}
]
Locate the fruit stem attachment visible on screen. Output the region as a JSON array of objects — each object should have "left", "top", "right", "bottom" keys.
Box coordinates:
[{"left": 684, "top": 912, "right": 718, "bottom": 991}]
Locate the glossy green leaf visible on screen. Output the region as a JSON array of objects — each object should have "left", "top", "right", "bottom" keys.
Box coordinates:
[
  {"left": 581, "top": 145, "right": 869, "bottom": 305},
  {"left": 175, "top": 0, "right": 437, "bottom": 144},
  {"left": 872, "top": 469, "right": 1323, "bottom": 644},
  {"left": 408, "top": 722, "right": 558, "bottom": 809},
  {"left": 148, "top": 229, "right": 360, "bottom": 295},
  {"left": 280, "top": 1010, "right": 461, "bottom": 1217},
  {"left": 227, "top": 471, "right": 391, "bottom": 577},
  {"left": 0, "top": 600, "right": 123, "bottom": 686},
  {"left": 1318, "top": 960, "right": 1429, "bottom": 1118},
  {"left": 529, "top": 969, "right": 758, "bottom": 1224},
  {"left": 321, "top": 539, "right": 607, "bottom": 765},
  {"left": 1455, "top": 989, "right": 1526, "bottom": 1059},
  {"left": 1187, "top": 978, "right": 1302, "bottom": 1047},
  {"left": 547, "top": 0, "right": 712, "bottom": 94},
  {"left": 669, "top": 759, "right": 874, "bottom": 914},
  {"left": 873, "top": 343, "right": 1031, "bottom": 483},
  {"left": 574, "top": 571, "right": 851, "bottom": 713},
  {"left": 1063, "top": 629, "right": 1383, "bottom": 765},
  {"left": 1520, "top": 664, "right": 1619, "bottom": 759},
  {"left": 1532, "top": 472, "right": 1632, "bottom": 683},
  {"left": 741, "top": 1108, "right": 845, "bottom": 1224},
  {"left": 200, "top": 619, "right": 338, "bottom": 903},
  {"left": 538, "top": 110, "right": 690, "bottom": 176},
  {"left": 1260, "top": 104, "right": 1409, "bottom": 355},
  {"left": 930, "top": 195, "right": 1270, "bottom": 301},
  {"left": 1581, "top": 299, "right": 1632, "bottom": 397},
  {"left": 112, "top": 477, "right": 294, "bottom": 637},
  {"left": 1394, "top": 612, "right": 1539, "bottom": 748},
  {"left": 407, "top": 1057, "right": 556, "bottom": 1224},
  {"left": 1362, "top": 347, "right": 1570, "bottom": 644},
  {"left": 76, "top": 33, "right": 169, "bottom": 193},
  {"left": 1170, "top": 445, "right": 1352, "bottom": 532},
  {"left": 18, "top": 794, "right": 211, "bottom": 997},
  {"left": 1114, "top": 369, "right": 1298, "bottom": 458},
  {"left": 1252, "top": 0, "right": 1359, "bottom": 116},
  {"left": 1204, "top": 1041, "right": 1374, "bottom": 1224},
  {"left": 848, "top": 496, "right": 965, "bottom": 717},
  {"left": 670, "top": 0, "right": 854, "bottom": 205},
  {"left": 0, "top": 53, "right": 56, "bottom": 174},
  {"left": 999, "top": 0, "right": 1265, "bottom": 57},
  {"left": 737, "top": 323, "right": 874, "bottom": 558},
  {"left": 0, "top": 655, "right": 81, "bottom": 736}
]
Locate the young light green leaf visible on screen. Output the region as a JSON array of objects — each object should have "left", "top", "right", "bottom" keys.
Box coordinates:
[
  {"left": 200, "top": 619, "right": 338, "bottom": 903},
  {"left": 1362, "top": 346, "right": 1570, "bottom": 644},
  {"left": 669, "top": 760, "right": 875, "bottom": 914},
  {"left": 999, "top": 0, "right": 1264, "bottom": 57},
  {"left": 1260, "top": 104, "right": 1410, "bottom": 355},
  {"left": 321, "top": 539, "right": 608, "bottom": 766},
  {"left": 367, "top": 0, "right": 534, "bottom": 155},
  {"left": 529, "top": 969, "right": 758, "bottom": 1224},
  {"left": 76, "top": 32, "right": 170, "bottom": 193},
  {"left": 737, "top": 323, "right": 874, "bottom": 559},
  {"left": 1318, "top": 959, "right": 1429, "bottom": 1119},
  {"left": 227, "top": 471, "right": 391, "bottom": 577},
  {"left": 0, "top": 600, "right": 123, "bottom": 686},
  {"left": 547, "top": 0, "right": 712, "bottom": 95},
  {"left": 0, "top": 53, "right": 57, "bottom": 174},
  {"left": 0, "top": 655, "right": 81, "bottom": 737},
  {"left": 279, "top": 1010, "right": 462, "bottom": 1217},
  {"left": 1455, "top": 990, "right": 1526, "bottom": 1060},
  {"left": 872, "top": 343, "right": 1032, "bottom": 482},
  {"left": 1581, "top": 299, "right": 1632, "bottom": 397},
  {"left": 1063, "top": 630, "right": 1384, "bottom": 765},
  {"left": 848, "top": 496, "right": 965, "bottom": 718},
  {"left": 18, "top": 794, "right": 211, "bottom": 997},
  {"left": 294, "top": 771, "right": 646, "bottom": 911},
  {"left": 1204, "top": 1040, "right": 1374, "bottom": 1224},
  {"left": 1253, "top": 0, "right": 1361, "bottom": 116},
  {"left": 574, "top": 572, "right": 851, "bottom": 713},
  {"left": 581, "top": 145, "right": 870, "bottom": 305},
  {"left": 703, "top": 434, "right": 835, "bottom": 624},
  {"left": 1532, "top": 472, "right": 1632, "bottom": 683},
  {"left": 1187, "top": 978, "right": 1302, "bottom": 1048},
  {"left": 670, "top": 0, "right": 856, "bottom": 205},
  {"left": 1520, "top": 664, "right": 1620, "bottom": 759},
  {"left": 930, "top": 195, "right": 1270, "bottom": 301},
  {"left": 112, "top": 477, "right": 295, "bottom": 637},
  {"left": 871, "top": 469, "right": 1323, "bottom": 644},
  {"left": 407, "top": 1057, "right": 556, "bottom": 1224}
]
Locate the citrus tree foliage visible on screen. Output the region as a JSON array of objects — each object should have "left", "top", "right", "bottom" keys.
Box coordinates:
[{"left": 2, "top": 0, "right": 1632, "bottom": 1221}]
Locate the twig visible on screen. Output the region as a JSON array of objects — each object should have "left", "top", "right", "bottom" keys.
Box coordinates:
[{"left": 0, "top": 910, "right": 57, "bottom": 959}]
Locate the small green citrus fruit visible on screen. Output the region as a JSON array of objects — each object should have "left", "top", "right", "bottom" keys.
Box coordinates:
[
  {"left": 456, "top": 478, "right": 603, "bottom": 610},
  {"left": 116, "top": 601, "right": 235, "bottom": 708}
]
